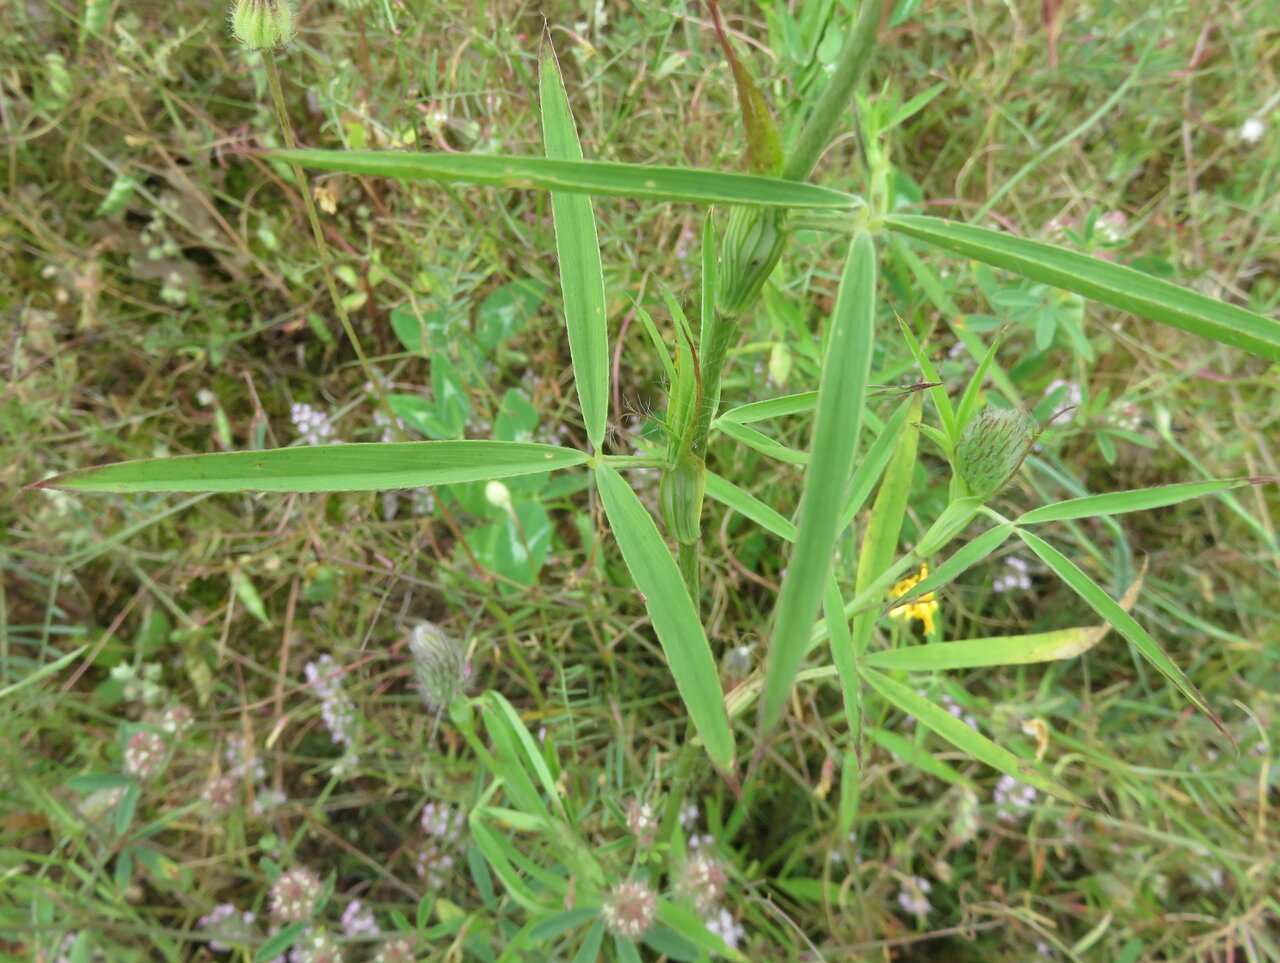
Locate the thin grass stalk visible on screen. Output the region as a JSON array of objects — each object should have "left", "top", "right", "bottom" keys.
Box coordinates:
[{"left": 261, "top": 50, "right": 402, "bottom": 439}]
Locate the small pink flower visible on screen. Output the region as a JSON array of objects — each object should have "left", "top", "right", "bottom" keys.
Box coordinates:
[
  {"left": 602, "top": 880, "right": 657, "bottom": 942},
  {"left": 269, "top": 866, "right": 323, "bottom": 922},
  {"left": 124, "top": 730, "right": 167, "bottom": 781},
  {"left": 677, "top": 852, "right": 728, "bottom": 915}
]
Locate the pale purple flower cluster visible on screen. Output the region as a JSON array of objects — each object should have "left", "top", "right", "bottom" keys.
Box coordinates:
[
  {"left": 291, "top": 402, "right": 338, "bottom": 445},
  {"left": 341, "top": 899, "right": 378, "bottom": 937},
  {"left": 1045, "top": 379, "right": 1082, "bottom": 424},
  {"left": 304, "top": 655, "right": 358, "bottom": 762},
  {"left": 993, "top": 556, "right": 1032, "bottom": 593},
  {"left": 896, "top": 875, "right": 933, "bottom": 915},
  {"left": 995, "top": 774, "right": 1038, "bottom": 821},
  {"left": 198, "top": 903, "right": 256, "bottom": 952},
  {"left": 416, "top": 801, "right": 463, "bottom": 886},
  {"left": 678, "top": 802, "right": 699, "bottom": 831},
  {"left": 705, "top": 907, "right": 746, "bottom": 952}
]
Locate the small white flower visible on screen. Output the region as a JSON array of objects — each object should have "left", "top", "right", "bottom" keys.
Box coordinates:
[
  {"left": 602, "top": 880, "right": 657, "bottom": 942},
  {"left": 1239, "top": 117, "right": 1266, "bottom": 145}
]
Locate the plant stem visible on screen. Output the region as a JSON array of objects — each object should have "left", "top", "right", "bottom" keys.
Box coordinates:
[
  {"left": 262, "top": 49, "right": 402, "bottom": 438},
  {"left": 689, "top": 309, "right": 739, "bottom": 460},
  {"left": 677, "top": 540, "right": 699, "bottom": 602},
  {"left": 782, "top": 0, "right": 882, "bottom": 183}
]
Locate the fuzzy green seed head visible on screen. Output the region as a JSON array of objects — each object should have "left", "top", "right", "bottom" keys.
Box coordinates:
[
  {"left": 718, "top": 206, "right": 786, "bottom": 317},
  {"left": 230, "top": 0, "right": 296, "bottom": 51},
  {"left": 954, "top": 406, "right": 1036, "bottom": 498},
  {"left": 408, "top": 622, "right": 470, "bottom": 712}
]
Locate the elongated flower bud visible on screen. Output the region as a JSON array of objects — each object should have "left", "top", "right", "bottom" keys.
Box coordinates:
[
  {"left": 660, "top": 454, "right": 706, "bottom": 546},
  {"left": 230, "top": 0, "right": 296, "bottom": 51},
  {"left": 718, "top": 206, "right": 786, "bottom": 317},
  {"left": 408, "top": 622, "right": 470, "bottom": 712},
  {"left": 954, "top": 406, "right": 1036, "bottom": 498}
]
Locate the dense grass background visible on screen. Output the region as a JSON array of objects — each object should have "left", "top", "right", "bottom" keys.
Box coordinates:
[{"left": 3, "top": 1, "right": 1278, "bottom": 959}]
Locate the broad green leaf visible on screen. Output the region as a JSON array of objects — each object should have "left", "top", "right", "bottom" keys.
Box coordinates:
[
  {"left": 859, "top": 666, "right": 1087, "bottom": 806},
  {"left": 716, "top": 391, "right": 816, "bottom": 425},
  {"left": 716, "top": 420, "right": 809, "bottom": 464},
  {"left": 231, "top": 571, "right": 271, "bottom": 627},
  {"left": 866, "top": 726, "right": 977, "bottom": 790},
  {"left": 886, "top": 215, "right": 1280, "bottom": 361},
  {"left": 389, "top": 303, "right": 446, "bottom": 354},
  {"left": 255, "top": 922, "right": 307, "bottom": 962},
  {"left": 541, "top": 41, "right": 609, "bottom": 452},
  {"left": 705, "top": 471, "right": 796, "bottom": 542},
  {"left": 760, "top": 231, "right": 877, "bottom": 736},
  {"left": 1017, "top": 529, "right": 1227, "bottom": 736},
  {"left": 595, "top": 465, "right": 735, "bottom": 772},
  {"left": 478, "top": 278, "right": 548, "bottom": 350},
  {"left": 272, "top": 150, "right": 861, "bottom": 210},
  {"left": 657, "top": 901, "right": 744, "bottom": 961},
  {"left": 864, "top": 626, "right": 1106, "bottom": 671},
  {"left": 42, "top": 441, "right": 587, "bottom": 493},
  {"left": 850, "top": 393, "right": 922, "bottom": 654},
  {"left": 888, "top": 523, "right": 1014, "bottom": 609},
  {"left": 1016, "top": 479, "right": 1249, "bottom": 525},
  {"left": 469, "top": 816, "right": 553, "bottom": 913},
  {"left": 572, "top": 920, "right": 606, "bottom": 963}
]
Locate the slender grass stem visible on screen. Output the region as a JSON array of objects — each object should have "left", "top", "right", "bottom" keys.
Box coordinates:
[
  {"left": 783, "top": 0, "right": 882, "bottom": 183},
  {"left": 262, "top": 49, "right": 402, "bottom": 439}
]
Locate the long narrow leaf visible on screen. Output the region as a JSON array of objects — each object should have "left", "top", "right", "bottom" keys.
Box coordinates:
[
  {"left": 1016, "top": 479, "right": 1250, "bottom": 525},
  {"left": 859, "top": 667, "right": 1087, "bottom": 806},
  {"left": 837, "top": 398, "right": 913, "bottom": 533},
  {"left": 595, "top": 465, "right": 736, "bottom": 772},
  {"left": 705, "top": 471, "right": 796, "bottom": 542},
  {"left": 888, "top": 523, "right": 1014, "bottom": 609},
  {"left": 887, "top": 215, "right": 1280, "bottom": 361},
  {"left": 759, "top": 231, "right": 877, "bottom": 736},
  {"left": 40, "top": 442, "right": 588, "bottom": 494},
  {"left": 1017, "top": 529, "right": 1227, "bottom": 736},
  {"left": 541, "top": 40, "right": 609, "bottom": 451},
  {"left": 716, "top": 421, "right": 809, "bottom": 465},
  {"left": 271, "top": 149, "right": 861, "bottom": 210},
  {"left": 864, "top": 626, "right": 1106, "bottom": 671},
  {"left": 866, "top": 727, "right": 977, "bottom": 790}
]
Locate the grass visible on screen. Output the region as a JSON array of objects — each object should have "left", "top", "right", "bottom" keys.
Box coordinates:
[{"left": 3, "top": 1, "right": 1279, "bottom": 960}]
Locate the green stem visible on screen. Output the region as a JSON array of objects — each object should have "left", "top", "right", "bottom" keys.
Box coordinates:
[
  {"left": 262, "top": 49, "right": 402, "bottom": 439},
  {"left": 677, "top": 540, "right": 699, "bottom": 603},
  {"left": 689, "top": 309, "right": 739, "bottom": 459},
  {"left": 782, "top": 0, "right": 882, "bottom": 183}
]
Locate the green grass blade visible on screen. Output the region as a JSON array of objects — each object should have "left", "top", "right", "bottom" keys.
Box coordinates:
[
  {"left": 594, "top": 465, "right": 736, "bottom": 773},
  {"left": 759, "top": 230, "right": 877, "bottom": 736},
  {"left": 824, "top": 576, "right": 860, "bottom": 738},
  {"left": 705, "top": 471, "right": 796, "bottom": 542},
  {"left": 716, "top": 421, "right": 810, "bottom": 465},
  {"left": 837, "top": 398, "right": 913, "bottom": 533},
  {"left": 716, "top": 391, "right": 817, "bottom": 426},
  {"left": 272, "top": 149, "right": 861, "bottom": 210},
  {"left": 886, "top": 215, "right": 1280, "bottom": 361},
  {"left": 859, "top": 666, "right": 1087, "bottom": 806},
  {"left": 1015, "top": 479, "right": 1250, "bottom": 525},
  {"left": 1016, "top": 529, "right": 1228, "bottom": 737},
  {"left": 0, "top": 645, "right": 87, "bottom": 702},
  {"left": 895, "top": 317, "right": 955, "bottom": 439},
  {"left": 39, "top": 441, "right": 588, "bottom": 494},
  {"left": 888, "top": 523, "right": 1014, "bottom": 609},
  {"left": 850, "top": 394, "right": 922, "bottom": 654},
  {"left": 866, "top": 727, "right": 977, "bottom": 790},
  {"left": 864, "top": 626, "right": 1106, "bottom": 671},
  {"left": 541, "top": 40, "right": 609, "bottom": 452}
]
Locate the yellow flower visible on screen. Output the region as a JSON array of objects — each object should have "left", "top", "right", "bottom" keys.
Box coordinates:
[{"left": 887, "top": 563, "right": 939, "bottom": 634}]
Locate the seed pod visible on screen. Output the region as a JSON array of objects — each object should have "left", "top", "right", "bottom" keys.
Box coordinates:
[
  {"left": 718, "top": 206, "right": 786, "bottom": 317},
  {"left": 660, "top": 454, "right": 706, "bottom": 546},
  {"left": 407, "top": 622, "right": 470, "bottom": 712},
  {"left": 229, "top": 0, "right": 296, "bottom": 51},
  {"left": 953, "top": 406, "right": 1036, "bottom": 498}
]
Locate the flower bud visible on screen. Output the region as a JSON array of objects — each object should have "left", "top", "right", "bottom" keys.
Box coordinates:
[
  {"left": 953, "top": 406, "right": 1035, "bottom": 498},
  {"left": 408, "top": 622, "right": 471, "bottom": 712},
  {"left": 230, "top": 0, "right": 296, "bottom": 51},
  {"left": 718, "top": 206, "right": 786, "bottom": 317},
  {"left": 659, "top": 454, "right": 706, "bottom": 546}
]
